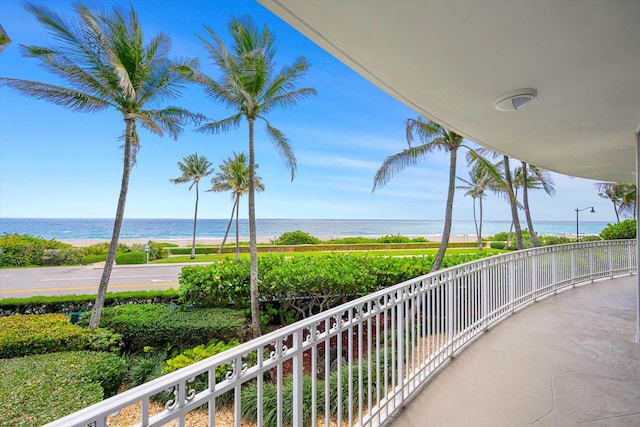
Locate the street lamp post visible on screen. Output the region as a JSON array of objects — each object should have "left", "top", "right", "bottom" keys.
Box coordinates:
[{"left": 575, "top": 206, "right": 595, "bottom": 241}]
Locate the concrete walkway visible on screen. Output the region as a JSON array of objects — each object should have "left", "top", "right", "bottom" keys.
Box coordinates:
[{"left": 389, "top": 275, "right": 640, "bottom": 427}]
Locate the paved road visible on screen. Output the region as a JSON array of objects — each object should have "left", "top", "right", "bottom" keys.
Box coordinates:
[{"left": 0, "top": 263, "right": 198, "bottom": 298}]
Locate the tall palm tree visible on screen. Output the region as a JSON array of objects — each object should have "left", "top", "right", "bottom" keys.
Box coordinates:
[
  {"left": 456, "top": 165, "right": 492, "bottom": 250},
  {"left": 596, "top": 182, "right": 636, "bottom": 222},
  {"left": 373, "top": 117, "right": 491, "bottom": 271},
  {"left": 0, "top": 24, "right": 11, "bottom": 54},
  {"left": 0, "top": 3, "right": 201, "bottom": 329},
  {"left": 210, "top": 152, "right": 264, "bottom": 260},
  {"left": 176, "top": 16, "right": 316, "bottom": 336},
  {"left": 515, "top": 162, "right": 555, "bottom": 247},
  {"left": 171, "top": 153, "right": 214, "bottom": 259}
]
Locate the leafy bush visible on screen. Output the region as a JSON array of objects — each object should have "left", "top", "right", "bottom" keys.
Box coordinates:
[
  {"left": 179, "top": 252, "right": 497, "bottom": 321},
  {"left": 0, "top": 313, "right": 91, "bottom": 358},
  {"left": 273, "top": 230, "right": 321, "bottom": 245},
  {"left": 115, "top": 251, "right": 147, "bottom": 264},
  {"left": 80, "top": 304, "right": 247, "bottom": 354},
  {"left": 490, "top": 241, "right": 506, "bottom": 249},
  {"left": 127, "top": 352, "right": 166, "bottom": 386},
  {"left": 0, "top": 313, "right": 123, "bottom": 358},
  {"left": 0, "top": 232, "right": 71, "bottom": 267},
  {"left": 80, "top": 253, "right": 108, "bottom": 264},
  {"left": 600, "top": 220, "right": 636, "bottom": 240},
  {"left": 0, "top": 351, "right": 125, "bottom": 425},
  {"left": 540, "top": 235, "right": 573, "bottom": 246},
  {"left": 376, "top": 234, "right": 412, "bottom": 243},
  {"left": 162, "top": 338, "right": 240, "bottom": 376},
  {"left": 579, "top": 235, "right": 603, "bottom": 242}
]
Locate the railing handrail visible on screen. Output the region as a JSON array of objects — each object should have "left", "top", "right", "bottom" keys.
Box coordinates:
[{"left": 45, "top": 239, "right": 636, "bottom": 427}]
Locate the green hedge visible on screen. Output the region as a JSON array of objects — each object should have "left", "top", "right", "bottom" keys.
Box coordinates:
[
  {"left": 0, "top": 351, "right": 126, "bottom": 426},
  {"left": 167, "top": 241, "right": 479, "bottom": 255},
  {"left": 179, "top": 252, "right": 497, "bottom": 321},
  {"left": 0, "top": 313, "right": 122, "bottom": 358},
  {"left": 115, "top": 251, "right": 147, "bottom": 264},
  {"left": 600, "top": 219, "right": 636, "bottom": 240},
  {"left": 0, "top": 289, "right": 179, "bottom": 317},
  {"left": 0, "top": 232, "right": 72, "bottom": 267},
  {"left": 80, "top": 304, "right": 248, "bottom": 354}
]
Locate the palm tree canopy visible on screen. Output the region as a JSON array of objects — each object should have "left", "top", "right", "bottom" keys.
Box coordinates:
[
  {"left": 210, "top": 152, "right": 264, "bottom": 197},
  {"left": 456, "top": 164, "right": 492, "bottom": 199},
  {"left": 0, "top": 3, "right": 204, "bottom": 160},
  {"left": 174, "top": 15, "right": 316, "bottom": 181},
  {"left": 171, "top": 153, "right": 214, "bottom": 191},
  {"left": 372, "top": 117, "right": 464, "bottom": 191},
  {"left": 596, "top": 182, "right": 636, "bottom": 218}
]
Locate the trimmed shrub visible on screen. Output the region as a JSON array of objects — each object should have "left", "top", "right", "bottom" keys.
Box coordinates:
[
  {"left": 490, "top": 241, "right": 506, "bottom": 249},
  {"left": 274, "top": 230, "right": 321, "bottom": 245},
  {"left": 0, "top": 289, "right": 180, "bottom": 317},
  {"left": 579, "top": 235, "right": 603, "bottom": 242},
  {"left": 0, "top": 313, "right": 91, "bottom": 358},
  {"left": 0, "top": 313, "right": 123, "bottom": 358},
  {"left": 80, "top": 304, "right": 247, "bottom": 354},
  {"left": 0, "top": 351, "right": 125, "bottom": 425},
  {"left": 80, "top": 253, "right": 108, "bottom": 264},
  {"left": 115, "top": 251, "right": 147, "bottom": 264},
  {"left": 540, "top": 235, "right": 573, "bottom": 246},
  {"left": 0, "top": 232, "right": 71, "bottom": 267},
  {"left": 600, "top": 219, "right": 636, "bottom": 240}
]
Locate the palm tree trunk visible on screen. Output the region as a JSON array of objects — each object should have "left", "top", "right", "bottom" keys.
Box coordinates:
[
  {"left": 235, "top": 194, "right": 240, "bottom": 261},
  {"left": 479, "top": 195, "right": 484, "bottom": 250},
  {"left": 89, "top": 117, "right": 134, "bottom": 330},
  {"left": 504, "top": 155, "right": 524, "bottom": 249},
  {"left": 472, "top": 197, "right": 481, "bottom": 250},
  {"left": 190, "top": 182, "right": 198, "bottom": 259},
  {"left": 248, "top": 119, "right": 261, "bottom": 337},
  {"left": 521, "top": 162, "right": 539, "bottom": 247},
  {"left": 431, "top": 148, "right": 457, "bottom": 272},
  {"left": 613, "top": 201, "right": 620, "bottom": 223},
  {"left": 219, "top": 197, "right": 238, "bottom": 254}
]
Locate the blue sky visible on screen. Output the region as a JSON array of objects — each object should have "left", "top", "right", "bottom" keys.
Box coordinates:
[{"left": 0, "top": 0, "right": 614, "bottom": 223}]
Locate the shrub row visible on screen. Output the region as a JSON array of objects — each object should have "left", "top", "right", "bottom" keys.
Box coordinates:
[
  {"left": 0, "top": 351, "right": 126, "bottom": 426},
  {"left": 0, "top": 313, "right": 122, "bottom": 358},
  {"left": 0, "top": 289, "right": 180, "bottom": 317},
  {"left": 0, "top": 234, "right": 168, "bottom": 267},
  {"left": 79, "top": 304, "right": 248, "bottom": 354},
  {"left": 0, "top": 232, "right": 72, "bottom": 267},
  {"left": 179, "top": 252, "right": 497, "bottom": 320},
  {"left": 600, "top": 219, "right": 636, "bottom": 240},
  {"left": 168, "top": 241, "right": 479, "bottom": 256}
]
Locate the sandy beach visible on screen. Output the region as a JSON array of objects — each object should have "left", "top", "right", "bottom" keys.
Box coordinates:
[{"left": 62, "top": 234, "right": 481, "bottom": 247}]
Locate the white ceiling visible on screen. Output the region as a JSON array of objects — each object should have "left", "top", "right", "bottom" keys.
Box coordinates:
[{"left": 259, "top": 0, "right": 640, "bottom": 183}]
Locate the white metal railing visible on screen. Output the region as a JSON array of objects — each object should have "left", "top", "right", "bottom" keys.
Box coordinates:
[{"left": 45, "top": 240, "right": 636, "bottom": 427}]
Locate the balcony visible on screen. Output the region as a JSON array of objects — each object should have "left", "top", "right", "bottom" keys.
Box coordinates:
[{"left": 45, "top": 240, "right": 638, "bottom": 427}]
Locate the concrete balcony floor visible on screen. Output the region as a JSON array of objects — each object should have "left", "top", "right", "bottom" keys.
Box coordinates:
[{"left": 389, "top": 275, "right": 640, "bottom": 427}]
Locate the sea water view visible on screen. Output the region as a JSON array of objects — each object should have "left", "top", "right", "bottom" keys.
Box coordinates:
[{"left": 0, "top": 218, "right": 610, "bottom": 242}]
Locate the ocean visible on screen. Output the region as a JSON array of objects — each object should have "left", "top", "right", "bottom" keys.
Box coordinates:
[{"left": 0, "top": 218, "right": 611, "bottom": 242}]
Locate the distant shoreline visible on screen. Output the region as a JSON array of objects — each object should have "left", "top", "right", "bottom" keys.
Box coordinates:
[{"left": 61, "top": 233, "right": 580, "bottom": 247}]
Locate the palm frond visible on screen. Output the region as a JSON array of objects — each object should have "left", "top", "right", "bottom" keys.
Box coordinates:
[
  {"left": 264, "top": 120, "right": 296, "bottom": 181},
  {"left": 0, "top": 78, "right": 110, "bottom": 112},
  {"left": 372, "top": 143, "right": 438, "bottom": 191},
  {"left": 197, "top": 113, "right": 243, "bottom": 135}
]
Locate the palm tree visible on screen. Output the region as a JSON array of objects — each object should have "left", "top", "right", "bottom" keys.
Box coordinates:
[
  {"left": 0, "top": 3, "right": 202, "bottom": 329},
  {"left": 515, "top": 162, "right": 555, "bottom": 247},
  {"left": 0, "top": 24, "right": 11, "bottom": 54},
  {"left": 176, "top": 16, "right": 316, "bottom": 337},
  {"left": 596, "top": 182, "right": 636, "bottom": 222},
  {"left": 210, "top": 152, "right": 264, "bottom": 260},
  {"left": 456, "top": 165, "right": 492, "bottom": 250},
  {"left": 171, "top": 153, "right": 214, "bottom": 259},
  {"left": 373, "top": 117, "right": 491, "bottom": 271}
]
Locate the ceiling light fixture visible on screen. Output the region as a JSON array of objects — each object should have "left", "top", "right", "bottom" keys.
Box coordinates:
[{"left": 494, "top": 88, "right": 537, "bottom": 111}]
